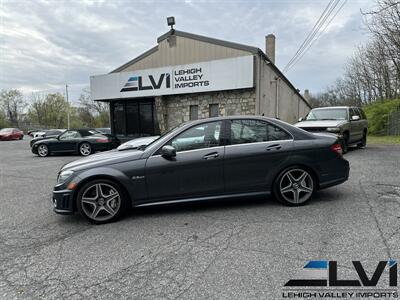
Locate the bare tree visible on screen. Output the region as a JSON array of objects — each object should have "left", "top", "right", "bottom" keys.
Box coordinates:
[
  {"left": 316, "top": 0, "right": 399, "bottom": 106},
  {"left": 78, "top": 88, "right": 109, "bottom": 127}
]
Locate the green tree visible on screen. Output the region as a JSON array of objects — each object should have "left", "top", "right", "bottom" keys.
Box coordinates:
[
  {"left": 363, "top": 99, "right": 400, "bottom": 135},
  {"left": 28, "top": 93, "right": 69, "bottom": 128},
  {"left": 0, "top": 89, "right": 25, "bottom": 126},
  {"left": 0, "top": 110, "right": 10, "bottom": 128}
]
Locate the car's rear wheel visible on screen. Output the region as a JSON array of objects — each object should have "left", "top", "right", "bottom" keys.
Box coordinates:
[
  {"left": 37, "top": 144, "right": 49, "bottom": 157},
  {"left": 79, "top": 142, "right": 92, "bottom": 156},
  {"left": 274, "top": 167, "right": 315, "bottom": 206},
  {"left": 77, "top": 180, "right": 127, "bottom": 224},
  {"left": 357, "top": 132, "right": 367, "bottom": 148}
]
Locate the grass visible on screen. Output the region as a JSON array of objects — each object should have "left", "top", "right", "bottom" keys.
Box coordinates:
[{"left": 367, "top": 135, "right": 400, "bottom": 144}]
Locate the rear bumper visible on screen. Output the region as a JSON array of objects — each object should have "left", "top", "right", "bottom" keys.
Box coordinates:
[
  {"left": 318, "top": 158, "right": 350, "bottom": 189},
  {"left": 52, "top": 189, "right": 74, "bottom": 214},
  {"left": 95, "top": 142, "right": 116, "bottom": 151}
]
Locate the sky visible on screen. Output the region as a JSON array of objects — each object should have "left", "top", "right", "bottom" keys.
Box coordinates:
[{"left": 0, "top": 0, "right": 376, "bottom": 104}]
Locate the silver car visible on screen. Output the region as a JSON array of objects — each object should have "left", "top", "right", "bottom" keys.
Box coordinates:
[{"left": 295, "top": 106, "right": 368, "bottom": 153}]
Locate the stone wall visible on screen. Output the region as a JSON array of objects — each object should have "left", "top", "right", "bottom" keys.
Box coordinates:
[{"left": 155, "top": 88, "right": 256, "bottom": 132}]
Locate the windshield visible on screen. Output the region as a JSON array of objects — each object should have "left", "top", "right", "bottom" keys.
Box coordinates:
[
  {"left": 0, "top": 128, "right": 12, "bottom": 133},
  {"left": 306, "top": 108, "right": 348, "bottom": 121}
]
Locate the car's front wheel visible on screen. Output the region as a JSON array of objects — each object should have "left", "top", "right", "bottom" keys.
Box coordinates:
[
  {"left": 79, "top": 142, "right": 92, "bottom": 156},
  {"left": 274, "top": 167, "right": 315, "bottom": 206},
  {"left": 77, "top": 179, "right": 128, "bottom": 224},
  {"left": 37, "top": 144, "right": 49, "bottom": 157}
]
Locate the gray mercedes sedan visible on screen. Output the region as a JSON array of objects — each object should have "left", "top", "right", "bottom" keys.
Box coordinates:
[{"left": 53, "top": 116, "right": 349, "bottom": 224}]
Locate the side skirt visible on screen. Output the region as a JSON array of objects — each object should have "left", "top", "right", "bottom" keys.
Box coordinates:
[{"left": 134, "top": 191, "right": 270, "bottom": 208}]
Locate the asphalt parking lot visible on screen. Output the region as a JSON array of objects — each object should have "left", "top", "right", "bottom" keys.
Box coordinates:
[{"left": 0, "top": 138, "right": 399, "bottom": 299}]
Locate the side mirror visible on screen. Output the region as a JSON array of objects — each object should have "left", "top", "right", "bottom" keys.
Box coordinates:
[
  {"left": 161, "top": 145, "right": 176, "bottom": 159},
  {"left": 351, "top": 115, "right": 360, "bottom": 121},
  {"left": 298, "top": 117, "right": 304, "bottom": 122}
]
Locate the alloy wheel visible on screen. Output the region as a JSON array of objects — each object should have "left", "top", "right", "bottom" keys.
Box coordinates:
[
  {"left": 38, "top": 144, "right": 49, "bottom": 157},
  {"left": 80, "top": 183, "right": 121, "bottom": 222},
  {"left": 80, "top": 143, "right": 91, "bottom": 156},
  {"left": 279, "top": 169, "right": 314, "bottom": 204}
]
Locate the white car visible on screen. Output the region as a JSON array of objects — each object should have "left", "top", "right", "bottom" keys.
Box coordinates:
[
  {"left": 33, "top": 131, "right": 47, "bottom": 138},
  {"left": 117, "top": 136, "right": 160, "bottom": 151}
]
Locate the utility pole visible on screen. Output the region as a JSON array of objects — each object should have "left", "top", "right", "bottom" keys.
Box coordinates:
[{"left": 65, "top": 84, "right": 70, "bottom": 130}]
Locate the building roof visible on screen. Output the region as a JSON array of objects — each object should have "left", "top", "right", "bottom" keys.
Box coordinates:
[{"left": 111, "top": 29, "right": 311, "bottom": 108}]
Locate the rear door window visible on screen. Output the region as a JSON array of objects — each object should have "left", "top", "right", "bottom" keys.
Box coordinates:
[{"left": 230, "top": 119, "right": 291, "bottom": 145}]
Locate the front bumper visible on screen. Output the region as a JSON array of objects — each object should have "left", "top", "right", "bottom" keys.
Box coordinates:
[{"left": 52, "top": 189, "right": 74, "bottom": 214}]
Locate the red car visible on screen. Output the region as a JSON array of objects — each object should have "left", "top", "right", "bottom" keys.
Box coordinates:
[{"left": 0, "top": 128, "right": 24, "bottom": 140}]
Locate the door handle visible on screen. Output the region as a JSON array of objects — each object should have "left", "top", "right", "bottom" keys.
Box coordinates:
[
  {"left": 203, "top": 152, "right": 219, "bottom": 159},
  {"left": 266, "top": 144, "right": 282, "bottom": 151}
]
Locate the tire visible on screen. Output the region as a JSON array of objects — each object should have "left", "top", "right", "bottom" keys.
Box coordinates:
[
  {"left": 273, "top": 166, "right": 315, "bottom": 206},
  {"left": 79, "top": 142, "right": 92, "bottom": 156},
  {"left": 357, "top": 132, "right": 367, "bottom": 148},
  {"left": 37, "top": 144, "right": 49, "bottom": 157},
  {"left": 20, "top": 135, "right": 23, "bottom": 140},
  {"left": 341, "top": 133, "right": 349, "bottom": 154},
  {"left": 77, "top": 179, "right": 128, "bottom": 224}
]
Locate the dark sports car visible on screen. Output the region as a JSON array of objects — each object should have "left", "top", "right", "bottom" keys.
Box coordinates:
[
  {"left": 52, "top": 116, "right": 349, "bottom": 224},
  {"left": 32, "top": 129, "right": 116, "bottom": 157}
]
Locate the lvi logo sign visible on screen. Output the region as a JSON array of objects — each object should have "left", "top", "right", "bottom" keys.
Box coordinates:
[
  {"left": 120, "top": 73, "right": 171, "bottom": 92},
  {"left": 285, "top": 260, "right": 397, "bottom": 287}
]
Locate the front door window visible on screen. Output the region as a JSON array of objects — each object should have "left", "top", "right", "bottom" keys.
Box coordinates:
[
  {"left": 59, "top": 130, "right": 81, "bottom": 140},
  {"left": 167, "top": 121, "right": 222, "bottom": 152}
]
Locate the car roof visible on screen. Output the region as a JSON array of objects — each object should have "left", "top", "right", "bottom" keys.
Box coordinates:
[
  {"left": 312, "top": 106, "right": 349, "bottom": 110},
  {"left": 183, "top": 115, "right": 281, "bottom": 125},
  {"left": 311, "top": 106, "right": 362, "bottom": 110}
]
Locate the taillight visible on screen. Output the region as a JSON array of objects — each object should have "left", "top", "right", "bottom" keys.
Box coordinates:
[
  {"left": 96, "top": 139, "right": 110, "bottom": 143},
  {"left": 331, "top": 143, "right": 343, "bottom": 155}
]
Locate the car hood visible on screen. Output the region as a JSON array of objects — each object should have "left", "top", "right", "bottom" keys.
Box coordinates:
[
  {"left": 0, "top": 132, "right": 11, "bottom": 136},
  {"left": 61, "top": 149, "right": 144, "bottom": 172},
  {"left": 294, "top": 120, "right": 346, "bottom": 128}
]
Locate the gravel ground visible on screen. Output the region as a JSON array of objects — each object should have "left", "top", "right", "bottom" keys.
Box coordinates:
[{"left": 0, "top": 138, "right": 399, "bottom": 299}]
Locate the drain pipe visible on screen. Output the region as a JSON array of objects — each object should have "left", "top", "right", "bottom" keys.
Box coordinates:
[{"left": 271, "top": 76, "right": 280, "bottom": 118}]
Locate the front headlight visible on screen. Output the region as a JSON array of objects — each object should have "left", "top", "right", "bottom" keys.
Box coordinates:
[
  {"left": 326, "top": 127, "right": 341, "bottom": 133},
  {"left": 57, "top": 170, "right": 74, "bottom": 184}
]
